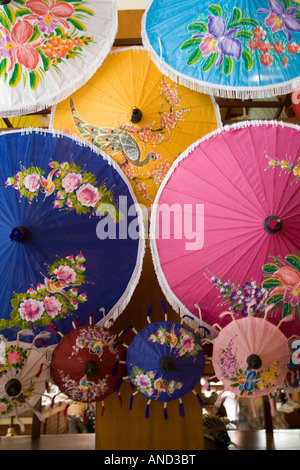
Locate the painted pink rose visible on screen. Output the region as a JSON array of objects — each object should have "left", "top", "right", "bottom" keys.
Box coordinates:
[
  {"left": 61, "top": 172, "right": 82, "bottom": 192},
  {"left": 23, "top": 173, "right": 41, "bottom": 192},
  {"left": 18, "top": 298, "right": 44, "bottom": 322},
  {"left": 44, "top": 296, "right": 62, "bottom": 318},
  {"left": 54, "top": 265, "right": 76, "bottom": 283},
  {"left": 0, "top": 402, "right": 9, "bottom": 414},
  {"left": 76, "top": 183, "right": 100, "bottom": 207},
  {"left": 178, "top": 334, "right": 195, "bottom": 355},
  {"left": 135, "top": 374, "right": 152, "bottom": 390},
  {"left": 7, "top": 349, "right": 23, "bottom": 365}
]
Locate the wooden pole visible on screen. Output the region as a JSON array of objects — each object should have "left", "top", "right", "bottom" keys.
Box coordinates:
[{"left": 95, "top": 247, "right": 204, "bottom": 451}]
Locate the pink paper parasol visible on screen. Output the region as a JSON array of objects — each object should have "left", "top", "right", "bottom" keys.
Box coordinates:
[
  {"left": 150, "top": 120, "right": 300, "bottom": 337},
  {"left": 211, "top": 307, "right": 291, "bottom": 416}
]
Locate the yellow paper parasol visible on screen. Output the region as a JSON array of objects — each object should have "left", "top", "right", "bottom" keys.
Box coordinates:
[{"left": 51, "top": 47, "right": 221, "bottom": 205}]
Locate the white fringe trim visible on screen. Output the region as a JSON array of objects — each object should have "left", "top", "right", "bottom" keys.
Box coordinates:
[
  {"left": 149, "top": 119, "right": 300, "bottom": 326},
  {"left": 0, "top": 127, "right": 145, "bottom": 326},
  {"left": 0, "top": 0, "right": 119, "bottom": 118},
  {"left": 141, "top": 4, "right": 300, "bottom": 100}
]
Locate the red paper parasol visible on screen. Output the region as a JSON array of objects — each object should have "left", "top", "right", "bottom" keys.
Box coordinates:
[{"left": 50, "top": 318, "right": 127, "bottom": 414}]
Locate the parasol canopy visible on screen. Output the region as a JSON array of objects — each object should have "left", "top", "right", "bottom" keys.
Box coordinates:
[
  {"left": 142, "top": 0, "right": 300, "bottom": 99},
  {"left": 211, "top": 308, "right": 291, "bottom": 416},
  {"left": 117, "top": 303, "right": 206, "bottom": 419},
  {"left": 0, "top": 0, "right": 118, "bottom": 116},
  {"left": 50, "top": 320, "right": 127, "bottom": 405},
  {"left": 0, "top": 331, "right": 50, "bottom": 431},
  {"left": 0, "top": 128, "right": 144, "bottom": 346},
  {"left": 150, "top": 120, "right": 300, "bottom": 338},
  {"left": 51, "top": 47, "right": 221, "bottom": 205}
]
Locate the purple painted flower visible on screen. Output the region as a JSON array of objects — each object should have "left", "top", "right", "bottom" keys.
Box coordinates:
[
  {"left": 258, "top": 0, "right": 300, "bottom": 41},
  {"left": 135, "top": 373, "right": 152, "bottom": 390},
  {"left": 36, "top": 16, "right": 60, "bottom": 34},
  {"left": 193, "top": 15, "right": 242, "bottom": 66},
  {"left": 0, "top": 35, "right": 14, "bottom": 58}
]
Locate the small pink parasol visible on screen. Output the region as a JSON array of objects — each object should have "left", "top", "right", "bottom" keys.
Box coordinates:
[{"left": 211, "top": 305, "right": 291, "bottom": 416}]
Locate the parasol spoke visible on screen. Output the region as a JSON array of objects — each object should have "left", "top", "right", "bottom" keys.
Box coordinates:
[{"left": 151, "top": 121, "right": 299, "bottom": 338}]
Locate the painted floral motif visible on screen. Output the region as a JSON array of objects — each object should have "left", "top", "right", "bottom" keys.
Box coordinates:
[
  {"left": 262, "top": 253, "right": 300, "bottom": 318},
  {"left": 0, "top": 253, "right": 87, "bottom": 330},
  {"left": 180, "top": 1, "right": 300, "bottom": 75},
  {"left": 5, "top": 159, "right": 122, "bottom": 221},
  {"left": 258, "top": 0, "right": 300, "bottom": 40},
  {"left": 148, "top": 324, "right": 202, "bottom": 358},
  {"left": 0, "top": 398, "right": 13, "bottom": 415},
  {"left": 264, "top": 149, "right": 300, "bottom": 182},
  {"left": 68, "top": 76, "right": 189, "bottom": 203},
  {"left": 129, "top": 366, "right": 183, "bottom": 400},
  {"left": 207, "top": 272, "right": 269, "bottom": 316},
  {"left": 113, "top": 77, "right": 189, "bottom": 202},
  {"left": 249, "top": 23, "right": 300, "bottom": 68},
  {"left": 117, "top": 77, "right": 188, "bottom": 149},
  {"left": 219, "top": 340, "right": 281, "bottom": 396},
  {"left": 0, "top": 0, "right": 95, "bottom": 89},
  {"left": 5, "top": 344, "right": 28, "bottom": 370},
  {"left": 70, "top": 326, "right": 117, "bottom": 359},
  {"left": 57, "top": 369, "right": 109, "bottom": 401}
]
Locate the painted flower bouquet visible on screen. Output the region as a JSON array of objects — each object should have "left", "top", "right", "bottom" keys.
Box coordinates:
[
  {"left": 207, "top": 272, "right": 269, "bottom": 316},
  {"left": 0, "top": 0, "right": 95, "bottom": 89},
  {"left": 129, "top": 366, "right": 183, "bottom": 400},
  {"left": 5, "top": 159, "right": 122, "bottom": 222},
  {"left": 207, "top": 252, "right": 300, "bottom": 320},
  {"left": 264, "top": 149, "right": 300, "bottom": 182},
  {"left": 262, "top": 253, "right": 300, "bottom": 318},
  {"left": 219, "top": 338, "right": 281, "bottom": 397},
  {"left": 0, "top": 253, "right": 88, "bottom": 329},
  {"left": 148, "top": 324, "right": 202, "bottom": 358},
  {"left": 180, "top": 0, "right": 300, "bottom": 76}
]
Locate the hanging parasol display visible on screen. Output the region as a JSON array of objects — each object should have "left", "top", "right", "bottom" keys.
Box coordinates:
[
  {"left": 0, "top": 0, "right": 118, "bottom": 117},
  {"left": 211, "top": 305, "right": 291, "bottom": 416},
  {"left": 0, "top": 330, "right": 50, "bottom": 432},
  {"left": 50, "top": 317, "right": 127, "bottom": 413},
  {"left": 0, "top": 128, "right": 144, "bottom": 346},
  {"left": 142, "top": 0, "right": 300, "bottom": 99},
  {"left": 150, "top": 120, "right": 300, "bottom": 338},
  {"left": 116, "top": 303, "right": 207, "bottom": 419},
  {"left": 50, "top": 47, "right": 221, "bottom": 206}
]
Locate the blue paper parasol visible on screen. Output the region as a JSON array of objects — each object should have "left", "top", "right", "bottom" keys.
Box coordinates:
[
  {"left": 117, "top": 303, "right": 207, "bottom": 419},
  {"left": 0, "top": 129, "right": 144, "bottom": 346},
  {"left": 142, "top": 0, "right": 300, "bottom": 98}
]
